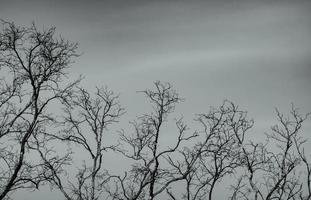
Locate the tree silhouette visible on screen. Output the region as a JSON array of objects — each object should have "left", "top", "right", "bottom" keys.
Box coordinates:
[
  {"left": 171, "top": 101, "right": 254, "bottom": 200},
  {"left": 230, "top": 105, "right": 311, "bottom": 200},
  {"left": 36, "top": 87, "right": 124, "bottom": 200},
  {"left": 1, "top": 21, "right": 310, "bottom": 200},
  {"left": 108, "top": 81, "right": 197, "bottom": 200},
  {"left": 0, "top": 20, "right": 80, "bottom": 200}
]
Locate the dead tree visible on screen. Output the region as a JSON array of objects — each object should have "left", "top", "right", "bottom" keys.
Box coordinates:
[
  {"left": 35, "top": 86, "right": 124, "bottom": 200},
  {"left": 0, "top": 20, "right": 79, "bottom": 199}
]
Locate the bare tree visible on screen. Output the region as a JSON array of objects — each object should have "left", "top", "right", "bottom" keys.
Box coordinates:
[
  {"left": 35, "top": 86, "right": 124, "bottom": 200},
  {"left": 1, "top": 20, "right": 310, "bottom": 200},
  {"left": 0, "top": 20, "right": 79, "bottom": 199},
  {"left": 106, "top": 83, "right": 310, "bottom": 200},
  {"left": 230, "top": 105, "right": 311, "bottom": 200},
  {"left": 109, "top": 81, "right": 197, "bottom": 200},
  {"left": 164, "top": 101, "right": 254, "bottom": 200}
]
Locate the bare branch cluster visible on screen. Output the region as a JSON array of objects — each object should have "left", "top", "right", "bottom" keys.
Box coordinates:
[
  {"left": 0, "top": 20, "right": 80, "bottom": 199},
  {"left": 230, "top": 106, "right": 311, "bottom": 200},
  {"left": 1, "top": 21, "right": 310, "bottom": 200},
  {"left": 37, "top": 87, "right": 124, "bottom": 200},
  {"left": 108, "top": 81, "right": 197, "bottom": 200}
]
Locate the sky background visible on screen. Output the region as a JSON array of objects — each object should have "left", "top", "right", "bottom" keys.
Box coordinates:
[{"left": 1, "top": 0, "right": 311, "bottom": 199}]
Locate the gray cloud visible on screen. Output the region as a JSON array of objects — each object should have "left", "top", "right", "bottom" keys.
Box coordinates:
[{"left": 1, "top": 0, "right": 311, "bottom": 199}]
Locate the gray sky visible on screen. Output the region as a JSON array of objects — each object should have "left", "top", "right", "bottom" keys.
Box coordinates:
[{"left": 1, "top": 0, "right": 311, "bottom": 199}]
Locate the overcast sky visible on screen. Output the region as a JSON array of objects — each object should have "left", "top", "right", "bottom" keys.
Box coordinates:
[{"left": 1, "top": 0, "right": 311, "bottom": 199}]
